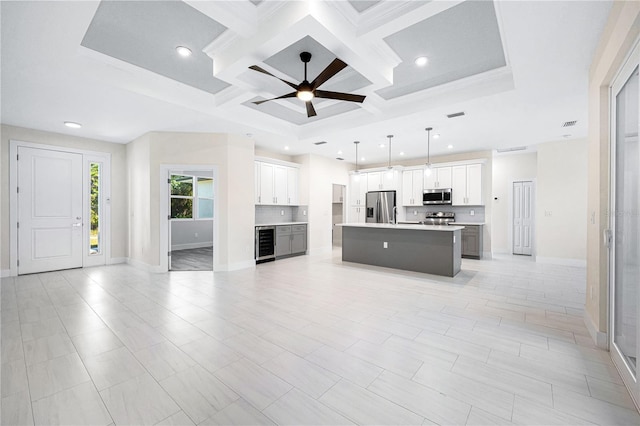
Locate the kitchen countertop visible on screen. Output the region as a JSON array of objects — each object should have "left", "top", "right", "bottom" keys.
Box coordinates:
[
  {"left": 255, "top": 222, "right": 308, "bottom": 226},
  {"left": 339, "top": 223, "right": 464, "bottom": 232},
  {"left": 449, "top": 222, "right": 485, "bottom": 225}
]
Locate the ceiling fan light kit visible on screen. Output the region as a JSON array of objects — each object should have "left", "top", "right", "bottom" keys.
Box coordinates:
[{"left": 250, "top": 51, "right": 366, "bottom": 118}]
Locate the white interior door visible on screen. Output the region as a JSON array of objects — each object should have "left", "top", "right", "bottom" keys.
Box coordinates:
[
  {"left": 18, "top": 147, "right": 83, "bottom": 274},
  {"left": 513, "top": 181, "right": 533, "bottom": 256}
]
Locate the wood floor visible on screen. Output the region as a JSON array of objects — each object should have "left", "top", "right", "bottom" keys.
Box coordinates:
[
  {"left": 1, "top": 250, "right": 638, "bottom": 425},
  {"left": 170, "top": 247, "right": 213, "bottom": 271}
]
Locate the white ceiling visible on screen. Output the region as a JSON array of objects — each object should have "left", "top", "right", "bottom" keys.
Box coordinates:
[{"left": 1, "top": 1, "right": 611, "bottom": 166}]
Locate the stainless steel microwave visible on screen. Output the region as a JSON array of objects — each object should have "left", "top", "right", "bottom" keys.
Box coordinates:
[{"left": 423, "top": 188, "right": 452, "bottom": 205}]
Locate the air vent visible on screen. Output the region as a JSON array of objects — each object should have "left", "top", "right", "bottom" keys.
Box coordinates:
[
  {"left": 446, "top": 111, "right": 465, "bottom": 119},
  {"left": 314, "top": 141, "right": 327, "bottom": 145},
  {"left": 336, "top": 157, "right": 344, "bottom": 161},
  {"left": 497, "top": 146, "right": 527, "bottom": 153},
  {"left": 562, "top": 120, "right": 577, "bottom": 127}
]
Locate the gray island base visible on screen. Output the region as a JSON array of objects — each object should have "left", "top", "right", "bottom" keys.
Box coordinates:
[{"left": 339, "top": 223, "right": 463, "bottom": 277}]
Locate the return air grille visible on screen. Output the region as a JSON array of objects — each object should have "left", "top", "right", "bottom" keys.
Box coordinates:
[
  {"left": 562, "top": 120, "right": 577, "bottom": 127},
  {"left": 446, "top": 111, "right": 465, "bottom": 118},
  {"left": 336, "top": 157, "right": 344, "bottom": 161},
  {"left": 314, "top": 141, "right": 327, "bottom": 145},
  {"left": 497, "top": 146, "right": 527, "bottom": 153}
]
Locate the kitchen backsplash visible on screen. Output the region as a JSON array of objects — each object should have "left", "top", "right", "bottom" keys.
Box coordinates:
[
  {"left": 255, "top": 205, "right": 309, "bottom": 224},
  {"left": 403, "top": 206, "right": 485, "bottom": 223}
]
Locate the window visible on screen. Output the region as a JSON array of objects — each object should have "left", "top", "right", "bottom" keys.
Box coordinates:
[
  {"left": 170, "top": 174, "right": 214, "bottom": 219},
  {"left": 89, "top": 162, "right": 101, "bottom": 255}
]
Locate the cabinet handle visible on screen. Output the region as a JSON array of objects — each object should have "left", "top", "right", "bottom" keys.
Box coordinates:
[
  {"left": 258, "top": 195, "right": 261, "bottom": 203},
  {"left": 288, "top": 197, "right": 290, "bottom": 204}
]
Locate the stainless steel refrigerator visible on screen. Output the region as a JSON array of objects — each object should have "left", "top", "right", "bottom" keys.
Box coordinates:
[{"left": 366, "top": 190, "right": 396, "bottom": 223}]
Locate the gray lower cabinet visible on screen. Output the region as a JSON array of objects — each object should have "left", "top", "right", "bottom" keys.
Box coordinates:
[
  {"left": 276, "top": 224, "right": 307, "bottom": 258},
  {"left": 461, "top": 225, "right": 483, "bottom": 259}
]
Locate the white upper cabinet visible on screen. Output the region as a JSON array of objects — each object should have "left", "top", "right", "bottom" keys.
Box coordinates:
[
  {"left": 367, "top": 170, "right": 400, "bottom": 191},
  {"left": 286, "top": 167, "right": 299, "bottom": 205},
  {"left": 424, "top": 166, "right": 452, "bottom": 189},
  {"left": 402, "top": 169, "right": 424, "bottom": 206},
  {"left": 349, "top": 173, "right": 368, "bottom": 206},
  {"left": 349, "top": 206, "right": 366, "bottom": 223},
  {"left": 255, "top": 160, "right": 299, "bottom": 205},
  {"left": 451, "top": 163, "right": 483, "bottom": 205}
]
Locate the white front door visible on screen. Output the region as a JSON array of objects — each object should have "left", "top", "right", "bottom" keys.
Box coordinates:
[
  {"left": 513, "top": 181, "right": 533, "bottom": 255},
  {"left": 18, "top": 147, "right": 84, "bottom": 274}
]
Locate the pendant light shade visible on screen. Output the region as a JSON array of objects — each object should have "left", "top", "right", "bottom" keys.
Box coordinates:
[
  {"left": 425, "top": 127, "right": 433, "bottom": 176},
  {"left": 387, "top": 135, "right": 393, "bottom": 169}
]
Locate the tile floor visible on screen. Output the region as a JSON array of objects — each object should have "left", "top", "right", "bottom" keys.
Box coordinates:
[
  {"left": 170, "top": 247, "right": 214, "bottom": 271},
  {"left": 2, "top": 251, "right": 639, "bottom": 425}
]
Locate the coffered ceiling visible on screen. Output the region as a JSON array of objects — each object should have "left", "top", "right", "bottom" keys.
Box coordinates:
[{"left": 1, "top": 1, "right": 612, "bottom": 165}]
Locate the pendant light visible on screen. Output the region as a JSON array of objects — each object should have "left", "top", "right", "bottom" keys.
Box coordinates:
[
  {"left": 425, "top": 127, "right": 433, "bottom": 176},
  {"left": 386, "top": 134, "right": 394, "bottom": 177},
  {"left": 354, "top": 141, "right": 360, "bottom": 174},
  {"left": 386, "top": 135, "right": 394, "bottom": 168}
]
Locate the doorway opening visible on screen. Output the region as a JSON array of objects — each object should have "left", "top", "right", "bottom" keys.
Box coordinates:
[
  {"left": 332, "top": 184, "right": 346, "bottom": 247},
  {"left": 512, "top": 180, "right": 534, "bottom": 256},
  {"left": 168, "top": 169, "right": 215, "bottom": 271},
  {"left": 609, "top": 40, "right": 639, "bottom": 408}
]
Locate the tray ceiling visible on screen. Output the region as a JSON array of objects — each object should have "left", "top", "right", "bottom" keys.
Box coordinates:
[{"left": 0, "top": 1, "right": 613, "bottom": 164}]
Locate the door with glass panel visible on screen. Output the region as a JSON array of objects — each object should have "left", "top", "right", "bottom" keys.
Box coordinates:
[{"left": 610, "top": 42, "right": 640, "bottom": 408}]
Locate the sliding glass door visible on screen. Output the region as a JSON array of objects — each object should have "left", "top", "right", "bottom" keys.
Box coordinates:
[{"left": 610, "top": 41, "right": 640, "bottom": 408}]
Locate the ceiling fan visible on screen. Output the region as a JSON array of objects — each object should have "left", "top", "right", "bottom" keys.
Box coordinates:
[{"left": 249, "top": 51, "right": 366, "bottom": 118}]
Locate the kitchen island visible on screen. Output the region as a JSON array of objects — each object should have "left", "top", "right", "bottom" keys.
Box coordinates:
[{"left": 339, "top": 223, "right": 463, "bottom": 277}]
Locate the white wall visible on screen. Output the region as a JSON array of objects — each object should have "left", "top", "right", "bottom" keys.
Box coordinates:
[
  {"left": 171, "top": 220, "right": 214, "bottom": 250},
  {"left": 536, "top": 138, "right": 588, "bottom": 265},
  {"left": 1, "top": 124, "right": 128, "bottom": 271},
  {"left": 126, "top": 132, "right": 255, "bottom": 270},
  {"left": 294, "top": 154, "right": 350, "bottom": 254},
  {"left": 491, "top": 152, "right": 537, "bottom": 254}
]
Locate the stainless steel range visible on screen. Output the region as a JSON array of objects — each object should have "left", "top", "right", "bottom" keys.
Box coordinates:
[{"left": 423, "top": 211, "right": 455, "bottom": 225}]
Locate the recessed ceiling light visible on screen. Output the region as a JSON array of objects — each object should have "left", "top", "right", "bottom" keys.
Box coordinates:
[
  {"left": 414, "top": 56, "right": 428, "bottom": 67},
  {"left": 399, "top": 152, "right": 405, "bottom": 156},
  {"left": 337, "top": 150, "right": 342, "bottom": 155},
  {"left": 361, "top": 157, "right": 365, "bottom": 161},
  {"left": 64, "top": 121, "right": 82, "bottom": 129},
  {"left": 433, "top": 133, "right": 440, "bottom": 139},
  {"left": 284, "top": 146, "right": 289, "bottom": 151},
  {"left": 379, "top": 143, "right": 385, "bottom": 148},
  {"left": 176, "top": 46, "right": 192, "bottom": 57},
  {"left": 447, "top": 144, "right": 453, "bottom": 149}
]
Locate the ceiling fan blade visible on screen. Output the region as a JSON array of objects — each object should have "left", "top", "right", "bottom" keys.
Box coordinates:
[
  {"left": 249, "top": 65, "right": 299, "bottom": 90},
  {"left": 310, "top": 58, "right": 348, "bottom": 90},
  {"left": 305, "top": 101, "right": 317, "bottom": 118},
  {"left": 252, "top": 92, "right": 297, "bottom": 105},
  {"left": 315, "top": 90, "right": 366, "bottom": 103}
]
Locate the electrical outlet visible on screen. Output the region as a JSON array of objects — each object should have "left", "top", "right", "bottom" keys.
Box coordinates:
[
  {"left": 545, "top": 210, "right": 553, "bottom": 217},
  {"left": 303, "top": 210, "right": 307, "bottom": 216},
  {"left": 470, "top": 210, "right": 475, "bottom": 216},
  {"left": 194, "top": 232, "right": 198, "bottom": 238},
  {"left": 280, "top": 210, "right": 285, "bottom": 216},
  {"left": 383, "top": 242, "right": 388, "bottom": 249},
  {"left": 413, "top": 210, "right": 418, "bottom": 216}
]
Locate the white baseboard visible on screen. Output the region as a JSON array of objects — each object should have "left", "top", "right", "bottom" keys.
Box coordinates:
[
  {"left": 308, "top": 245, "right": 333, "bottom": 255},
  {"left": 536, "top": 256, "right": 587, "bottom": 268},
  {"left": 217, "top": 260, "right": 256, "bottom": 271},
  {"left": 171, "top": 242, "right": 213, "bottom": 251},
  {"left": 482, "top": 251, "right": 493, "bottom": 259},
  {"left": 491, "top": 249, "right": 510, "bottom": 255},
  {"left": 109, "top": 257, "right": 127, "bottom": 265},
  {"left": 1, "top": 269, "right": 11, "bottom": 278},
  {"left": 126, "top": 257, "right": 165, "bottom": 273},
  {"left": 584, "top": 310, "right": 608, "bottom": 349}
]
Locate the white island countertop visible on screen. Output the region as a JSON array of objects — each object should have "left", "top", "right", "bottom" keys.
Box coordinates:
[{"left": 338, "top": 223, "right": 464, "bottom": 232}]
